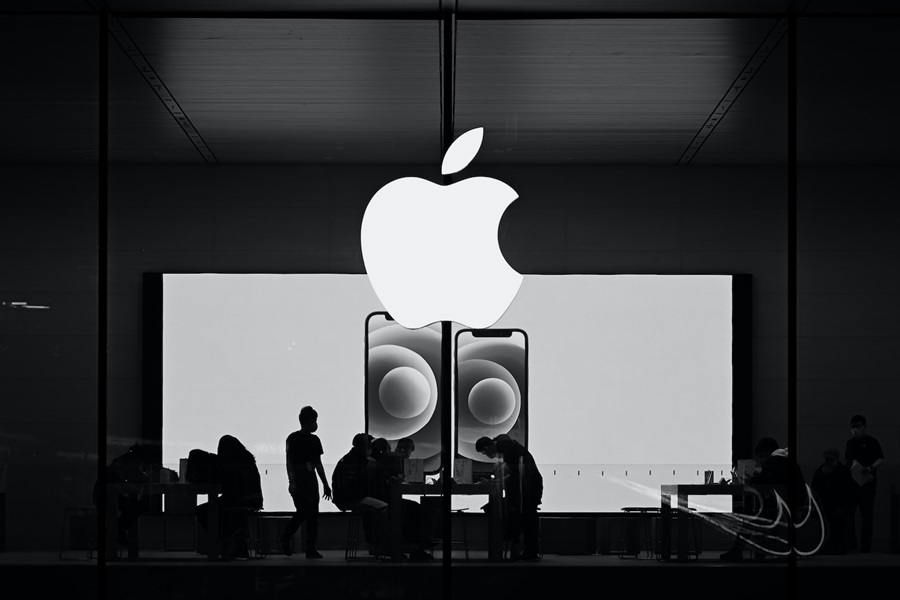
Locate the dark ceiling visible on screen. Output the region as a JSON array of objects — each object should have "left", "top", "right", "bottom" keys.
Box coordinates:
[{"left": 1, "top": 1, "right": 898, "bottom": 165}]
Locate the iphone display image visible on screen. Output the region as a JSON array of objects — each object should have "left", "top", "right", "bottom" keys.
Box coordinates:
[
  {"left": 365, "top": 311, "right": 443, "bottom": 473},
  {"left": 454, "top": 328, "right": 528, "bottom": 480}
]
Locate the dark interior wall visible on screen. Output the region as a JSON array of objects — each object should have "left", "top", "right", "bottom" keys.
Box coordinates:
[
  {"left": 797, "top": 166, "right": 900, "bottom": 549},
  {"left": 0, "top": 166, "right": 99, "bottom": 551}
]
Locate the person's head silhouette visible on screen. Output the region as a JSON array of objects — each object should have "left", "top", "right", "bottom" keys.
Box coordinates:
[{"left": 299, "top": 406, "right": 318, "bottom": 432}]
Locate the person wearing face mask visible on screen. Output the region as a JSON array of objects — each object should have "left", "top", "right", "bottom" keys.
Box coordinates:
[
  {"left": 845, "top": 414, "right": 885, "bottom": 553},
  {"left": 280, "top": 405, "right": 332, "bottom": 559}
]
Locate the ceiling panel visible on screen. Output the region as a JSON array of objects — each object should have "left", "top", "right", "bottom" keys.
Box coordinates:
[
  {"left": 104, "top": 1, "right": 438, "bottom": 14},
  {"left": 454, "top": 19, "right": 779, "bottom": 164},
  {"left": 8, "top": 0, "right": 895, "bottom": 16},
  {"left": 101, "top": 0, "right": 796, "bottom": 16},
  {"left": 2, "top": 1, "right": 93, "bottom": 12},
  {"left": 3, "top": 8, "right": 898, "bottom": 166},
  {"left": 458, "top": 1, "right": 795, "bottom": 15},
  {"left": 113, "top": 18, "right": 441, "bottom": 163},
  {"left": 802, "top": 1, "right": 900, "bottom": 15}
]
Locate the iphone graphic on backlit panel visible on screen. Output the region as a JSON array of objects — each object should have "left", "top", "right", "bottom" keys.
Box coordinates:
[
  {"left": 365, "top": 311, "right": 443, "bottom": 473},
  {"left": 454, "top": 328, "right": 528, "bottom": 480}
]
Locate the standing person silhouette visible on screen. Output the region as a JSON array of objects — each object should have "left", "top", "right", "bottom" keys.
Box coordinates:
[
  {"left": 281, "top": 406, "right": 332, "bottom": 559},
  {"left": 845, "top": 414, "right": 885, "bottom": 553},
  {"left": 476, "top": 435, "right": 543, "bottom": 561}
]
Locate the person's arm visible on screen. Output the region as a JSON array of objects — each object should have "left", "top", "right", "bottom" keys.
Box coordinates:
[
  {"left": 870, "top": 438, "right": 885, "bottom": 472},
  {"left": 285, "top": 439, "right": 296, "bottom": 495},
  {"left": 315, "top": 457, "right": 332, "bottom": 500},
  {"left": 501, "top": 461, "right": 512, "bottom": 482},
  {"left": 844, "top": 440, "right": 855, "bottom": 465}
]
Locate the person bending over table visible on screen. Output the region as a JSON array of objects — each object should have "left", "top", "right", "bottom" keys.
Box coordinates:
[
  {"left": 476, "top": 435, "right": 543, "bottom": 562},
  {"left": 194, "top": 435, "right": 263, "bottom": 560},
  {"left": 719, "top": 437, "right": 807, "bottom": 561},
  {"left": 374, "top": 437, "right": 433, "bottom": 562}
]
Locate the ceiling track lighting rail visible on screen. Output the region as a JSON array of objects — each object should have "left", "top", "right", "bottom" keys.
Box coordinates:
[
  {"left": 107, "top": 15, "right": 219, "bottom": 164},
  {"left": 679, "top": 18, "right": 788, "bottom": 165}
]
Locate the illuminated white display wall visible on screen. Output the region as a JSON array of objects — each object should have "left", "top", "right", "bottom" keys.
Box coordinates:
[{"left": 161, "top": 274, "right": 734, "bottom": 513}]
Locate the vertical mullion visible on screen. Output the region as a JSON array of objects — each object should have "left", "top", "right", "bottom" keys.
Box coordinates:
[
  {"left": 787, "top": 11, "right": 798, "bottom": 597},
  {"left": 440, "top": 3, "right": 456, "bottom": 590},
  {"left": 97, "top": 9, "right": 109, "bottom": 597}
]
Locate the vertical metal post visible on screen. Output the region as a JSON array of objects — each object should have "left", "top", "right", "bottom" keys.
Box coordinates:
[
  {"left": 98, "top": 9, "right": 109, "bottom": 596},
  {"left": 787, "top": 11, "right": 799, "bottom": 596},
  {"left": 440, "top": 1, "right": 456, "bottom": 588}
]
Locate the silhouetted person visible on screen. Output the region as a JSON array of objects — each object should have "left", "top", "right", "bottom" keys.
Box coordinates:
[
  {"left": 845, "top": 414, "right": 885, "bottom": 553},
  {"left": 373, "top": 437, "right": 415, "bottom": 502},
  {"left": 811, "top": 448, "right": 853, "bottom": 554},
  {"left": 281, "top": 406, "right": 332, "bottom": 559},
  {"left": 720, "top": 437, "right": 807, "bottom": 561},
  {"left": 371, "top": 437, "right": 432, "bottom": 561},
  {"left": 93, "top": 444, "right": 152, "bottom": 547},
  {"left": 331, "top": 433, "right": 387, "bottom": 552},
  {"left": 332, "top": 433, "right": 381, "bottom": 511},
  {"left": 476, "top": 435, "right": 543, "bottom": 561},
  {"left": 371, "top": 437, "right": 391, "bottom": 464},
  {"left": 185, "top": 448, "right": 220, "bottom": 485},
  {"left": 195, "top": 435, "right": 263, "bottom": 559}
]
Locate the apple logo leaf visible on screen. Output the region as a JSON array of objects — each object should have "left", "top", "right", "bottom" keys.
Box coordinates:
[{"left": 441, "top": 127, "right": 484, "bottom": 176}]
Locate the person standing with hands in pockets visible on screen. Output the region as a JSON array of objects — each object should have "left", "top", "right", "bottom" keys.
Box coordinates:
[{"left": 281, "top": 406, "right": 332, "bottom": 559}]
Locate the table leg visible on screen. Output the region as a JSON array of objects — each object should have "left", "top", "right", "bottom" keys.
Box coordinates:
[
  {"left": 488, "top": 486, "right": 502, "bottom": 561},
  {"left": 105, "top": 488, "right": 119, "bottom": 561},
  {"left": 126, "top": 494, "right": 139, "bottom": 558},
  {"left": 660, "top": 493, "right": 671, "bottom": 561},
  {"left": 390, "top": 484, "right": 404, "bottom": 561},
  {"left": 677, "top": 493, "right": 688, "bottom": 562},
  {"left": 208, "top": 493, "right": 219, "bottom": 562}
]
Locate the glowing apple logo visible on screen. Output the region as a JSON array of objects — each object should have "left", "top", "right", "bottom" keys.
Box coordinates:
[{"left": 361, "top": 127, "right": 523, "bottom": 329}]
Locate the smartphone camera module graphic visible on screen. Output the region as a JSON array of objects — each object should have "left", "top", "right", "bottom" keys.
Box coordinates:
[
  {"left": 365, "top": 312, "right": 443, "bottom": 473},
  {"left": 455, "top": 328, "right": 528, "bottom": 473}
]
